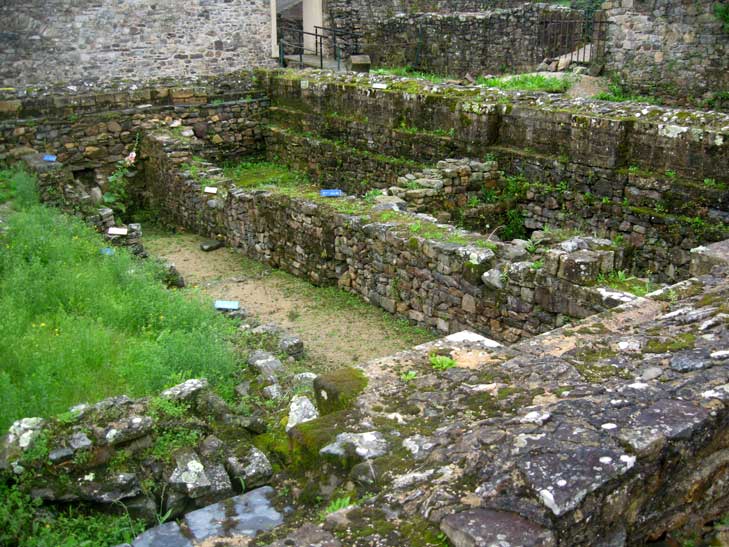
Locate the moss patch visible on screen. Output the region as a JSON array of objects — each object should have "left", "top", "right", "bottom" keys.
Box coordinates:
[{"left": 314, "top": 367, "right": 368, "bottom": 415}]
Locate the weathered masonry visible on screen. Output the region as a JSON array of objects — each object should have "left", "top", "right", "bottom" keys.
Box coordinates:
[
  {"left": 3, "top": 68, "right": 729, "bottom": 546},
  {"left": 0, "top": 0, "right": 273, "bottom": 86},
  {"left": 2, "top": 69, "right": 729, "bottom": 342}
]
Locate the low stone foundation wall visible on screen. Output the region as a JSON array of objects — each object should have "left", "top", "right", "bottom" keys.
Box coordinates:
[
  {"left": 0, "top": 74, "right": 268, "bottom": 175},
  {"left": 141, "top": 131, "right": 628, "bottom": 342},
  {"left": 262, "top": 70, "right": 729, "bottom": 183}
]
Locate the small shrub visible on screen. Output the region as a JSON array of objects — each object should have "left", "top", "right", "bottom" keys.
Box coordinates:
[
  {"left": 319, "top": 496, "right": 353, "bottom": 520},
  {"left": 715, "top": 3, "right": 729, "bottom": 32},
  {"left": 429, "top": 353, "right": 456, "bottom": 371},
  {"left": 400, "top": 370, "right": 417, "bottom": 382}
]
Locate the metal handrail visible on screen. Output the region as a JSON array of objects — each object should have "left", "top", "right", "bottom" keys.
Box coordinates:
[{"left": 278, "top": 38, "right": 344, "bottom": 70}]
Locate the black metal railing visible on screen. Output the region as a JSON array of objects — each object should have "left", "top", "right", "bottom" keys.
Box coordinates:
[
  {"left": 278, "top": 25, "right": 361, "bottom": 71},
  {"left": 537, "top": 12, "right": 608, "bottom": 66}
]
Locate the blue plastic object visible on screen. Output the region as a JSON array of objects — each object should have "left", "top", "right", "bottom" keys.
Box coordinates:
[
  {"left": 43, "top": 154, "right": 57, "bottom": 162},
  {"left": 100, "top": 247, "right": 115, "bottom": 256},
  {"left": 214, "top": 300, "right": 240, "bottom": 311},
  {"left": 320, "top": 189, "right": 345, "bottom": 198}
]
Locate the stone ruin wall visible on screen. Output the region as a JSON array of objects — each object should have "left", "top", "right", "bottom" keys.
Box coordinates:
[
  {"left": 2, "top": 70, "right": 729, "bottom": 337},
  {"left": 141, "top": 131, "right": 625, "bottom": 342},
  {"left": 359, "top": 5, "right": 582, "bottom": 75},
  {"left": 324, "top": 0, "right": 531, "bottom": 36},
  {"left": 262, "top": 71, "right": 729, "bottom": 281},
  {"left": 0, "top": 0, "right": 273, "bottom": 87},
  {"left": 601, "top": 0, "right": 729, "bottom": 100}
]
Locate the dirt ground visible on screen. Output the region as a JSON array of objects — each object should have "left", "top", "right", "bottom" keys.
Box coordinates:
[{"left": 144, "top": 230, "right": 435, "bottom": 371}]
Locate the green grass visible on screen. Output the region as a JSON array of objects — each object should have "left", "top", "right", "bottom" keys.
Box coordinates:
[
  {"left": 0, "top": 166, "right": 39, "bottom": 208},
  {"left": 429, "top": 354, "right": 456, "bottom": 371},
  {"left": 0, "top": 482, "right": 143, "bottom": 547},
  {"left": 477, "top": 74, "right": 572, "bottom": 93},
  {"left": 596, "top": 270, "right": 657, "bottom": 297},
  {"left": 371, "top": 67, "right": 448, "bottom": 83},
  {"left": 0, "top": 178, "right": 245, "bottom": 430},
  {"left": 223, "top": 160, "right": 310, "bottom": 189},
  {"left": 593, "top": 83, "right": 662, "bottom": 105}
]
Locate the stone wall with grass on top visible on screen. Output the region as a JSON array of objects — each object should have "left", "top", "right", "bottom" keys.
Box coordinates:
[
  {"left": 324, "top": 0, "right": 532, "bottom": 45},
  {"left": 141, "top": 129, "right": 630, "bottom": 342},
  {"left": 0, "top": 74, "right": 269, "bottom": 218},
  {"left": 261, "top": 70, "right": 729, "bottom": 184},
  {"left": 601, "top": 0, "right": 729, "bottom": 100},
  {"left": 0, "top": 0, "right": 274, "bottom": 87}
]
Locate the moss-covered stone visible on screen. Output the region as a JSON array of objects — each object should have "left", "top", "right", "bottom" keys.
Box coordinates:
[{"left": 313, "top": 368, "right": 368, "bottom": 415}]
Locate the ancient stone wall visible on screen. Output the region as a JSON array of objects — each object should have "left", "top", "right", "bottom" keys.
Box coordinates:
[
  {"left": 0, "top": 0, "right": 274, "bottom": 87},
  {"left": 325, "top": 0, "right": 530, "bottom": 38},
  {"left": 362, "top": 6, "right": 580, "bottom": 75},
  {"left": 141, "top": 130, "right": 626, "bottom": 342},
  {"left": 0, "top": 74, "right": 268, "bottom": 176},
  {"left": 261, "top": 71, "right": 729, "bottom": 280},
  {"left": 262, "top": 71, "right": 729, "bottom": 183},
  {"left": 602, "top": 0, "right": 729, "bottom": 99}
]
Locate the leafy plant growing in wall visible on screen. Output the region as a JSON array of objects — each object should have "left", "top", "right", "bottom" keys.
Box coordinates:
[
  {"left": 104, "top": 133, "right": 140, "bottom": 219},
  {"left": 715, "top": 3, "right": 729, "bottom": 32}
]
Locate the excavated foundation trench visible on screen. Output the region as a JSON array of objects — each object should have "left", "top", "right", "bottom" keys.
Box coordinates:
[{"left": 2, "top": 69, "right": 729, "bottom": 546}]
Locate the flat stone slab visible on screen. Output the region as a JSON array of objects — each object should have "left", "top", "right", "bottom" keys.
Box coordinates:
[
  {"left": 129, "top": 521, "right": 193, "bottom": 547},
  {"left": 183, "top": 486, "right": 282, "bottom": 541},
  {"left": 441, "top": 508, "right": 555, "bottom": 547}
]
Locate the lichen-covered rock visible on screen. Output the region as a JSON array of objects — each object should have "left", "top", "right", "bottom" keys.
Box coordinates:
[
  {"left": 286, "top": 395, "right": 319, "bottom": 432},
  {"left": 441, "top": 508, "right": 556, "bottom": 547},
  {"left": 161, "top": 379, "right": 208, "bottom": 401},
  {"left": 248, "top": 351, "right": 284, "bottom": 381},
  {"left": 320, "top": 432, "right": 389, "bottom": 463},
  {"left": 225, "top": 447, "right": 272, "bottom": 489}
]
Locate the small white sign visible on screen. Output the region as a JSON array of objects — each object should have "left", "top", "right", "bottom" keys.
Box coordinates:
[
  {"left": 300, "top": 80, "right": 310, "bottom": 90},
  {"left": 204, "top": 186, "right": 218, "bottom": 195},
  {"left": 372, "top": 83, "right": 389, "bottom": 90},
  {"left": 108, "top": 227, "right": 128, "bottom": 236}
]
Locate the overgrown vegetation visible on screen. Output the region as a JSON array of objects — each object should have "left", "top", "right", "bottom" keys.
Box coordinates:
[
  {"left": 0, "top": 169, "right": 245, "bottom": 431},
  {"left": 0, "top": 166, "right": 39, "bottom": 208},
  {"left": 0, "top": 483, "right": 143, "bottom": 547},
  {"left": 715, "top": 3, "right": 729, "bottom": 32},
  {"left": 478, "top": 74, "right": 572, "bottom": 93},
  {"left": 223, "top": 160, "right": 309, "bottom": 189},
  {"left": 596, "top": 270, "right": 657, "bottom": 297},
  {"left": 593, "top": 82, "right": 662, "bottom": 105}
]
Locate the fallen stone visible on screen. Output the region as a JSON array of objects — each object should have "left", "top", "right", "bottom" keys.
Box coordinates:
[
  {"left": 262, "top": 384, "right": 282, "bottom": 400},
  {"left": 247, "top": 351, "right": 284, "bottom": 381},
  {"left": 129, "top": 521, "right": 193, "bottom": 547},
  {"left": 279, "top": 335, "right": 304, "bottom": 359},
  {"left": 161, "top": 379, "right": 208, "bottom": 401},
  {"left": 200, "top": 240, "right": 223, "bottom": 252},
  {"left": 293, "top": 372, "right": 317, "bottom": 388},
  {"left": 105, "top": 416, "right": 154, "bottom": 446},
  {"left": 226, "top": 447, "right": 273, "bottom": 489},
  {"left": 168, "top": 452, "right": 211, "bottom": 498}
]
